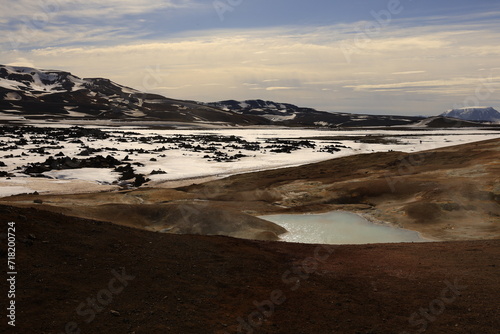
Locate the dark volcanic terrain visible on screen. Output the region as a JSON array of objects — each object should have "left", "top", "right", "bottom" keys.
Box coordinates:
[
  {"left": 206, "top": 99, "right": 425, "bottom": 127},
  {"left": 5, "top": 64, "right": 499, "bottom": 128},
  {"left": 0, "top": 65, "right": 267, "bottom": 126},
  {"left": 0, "top": 137, "right": 498, "bottom": 334},
  {"left": 1, "top": 205, "right": 499, "bottom": 334},
  {"left": 1, "top": 67, "right": 499, "bottom": 333},
  {"left": 5, "top": 137, "right": 498, "bottom": 242}
]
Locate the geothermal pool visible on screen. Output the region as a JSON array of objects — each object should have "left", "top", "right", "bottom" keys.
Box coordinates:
[{"left": 260, "top": 211, "right": 427, "bottom": 245}]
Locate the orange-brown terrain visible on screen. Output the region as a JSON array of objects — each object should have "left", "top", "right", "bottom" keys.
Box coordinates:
[
  {"left": 0, "top": 138, "right": 499, "bottom": 333},
  {"left": 2, "top": 137, "right": 499, "bottom": 241},
  {"left": 0, "top": 205, "right": 499, "bottom": 333}
]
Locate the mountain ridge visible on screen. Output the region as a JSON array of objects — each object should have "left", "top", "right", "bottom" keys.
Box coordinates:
[
  {"left": 1, "top": 64, "right": 498, "bottom": 128},
  {"left": 205, "top": 99, "right": 424, "bottom": 127},
  {"left": 441, "top": 107, "right": 500, "bottom": 123},
  {"left": 0, "top": 64, "right": 268, "bottom": 125}
]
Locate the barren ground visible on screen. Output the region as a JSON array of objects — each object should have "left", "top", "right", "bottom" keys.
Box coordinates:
[
  {"left": 2, "top": 138, "right": 499, "bottom": 241},
  {"left": 0, "top": 205, "right": 499, "bottom": 334},
  {"left": 0, "top": 137, "right": 499, "bottom": 333}
]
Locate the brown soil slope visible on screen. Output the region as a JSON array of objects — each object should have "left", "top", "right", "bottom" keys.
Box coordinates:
[
  {"left": 178, "top": 138, "right": 500, "bottom": 240},
  {"left": 0, "top": 194, "right": 286, "bottom": 241},
  {"left": 1, "top": 205, "right": 499, "bottom": 334},
  {"left": 2, "top": 138, "right": 499, "bottom": 241}
]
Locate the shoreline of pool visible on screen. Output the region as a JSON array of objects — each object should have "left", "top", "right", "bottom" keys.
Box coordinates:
[{"left": 259, "top": 210, "right": 437, "bottom": 245}]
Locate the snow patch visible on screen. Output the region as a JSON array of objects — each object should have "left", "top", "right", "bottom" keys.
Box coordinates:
[
  {"left": 0, "top": 186, "right": 34, "bottom": 197},
  {"left": 43, "top": 168, "right": 120, "bottom": 184},
  {"left": 261, "top": 114, "right": 297, "bottom": 122},
  {"left": 4, "top": 92, "right": 22, "bottom": 101},
  {"left": 441, "top": 107, "right": 500, "bottom": 122}
]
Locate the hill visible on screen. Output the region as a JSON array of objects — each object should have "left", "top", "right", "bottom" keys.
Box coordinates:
[
  {"left": 412, "top": 116, "right": 494, "bottom": 128},
  {"left": 1, "top": 204, "right": 498, "bottom": 333},
  {"left": 0, "top": 65, "right": 424, "bottom": 127},
  {"left": 206, "top": 99, "right": 424, "bottom": 127},
  {"left": 3, "top": 64, "right": 499, "bottom": 128},
  {"left": 0, "top": 65, "right": 267, "bottom": 125},
  {"left": 441, "top": 107, "right": 500, "bottom": 123}
]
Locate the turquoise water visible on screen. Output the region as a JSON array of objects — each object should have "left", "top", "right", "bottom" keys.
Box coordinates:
[{"left": 260, "top": 211, "right": 427, "bottom": 245}]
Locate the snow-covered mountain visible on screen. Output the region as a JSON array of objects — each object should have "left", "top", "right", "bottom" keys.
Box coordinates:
[
  {"left": 3, "top": 64, "right": 497, "bottom": 128},
  {"left": 0, "top": 65, "right": 266, "bottom": 125},
  {"left": 0, "top": 66, "right": 423, "bottom": 127},
  {"left": 412, "top": 116, "right": 491, "bottom": 128},
  {"left": 206, "top": 99, "right": 423, "bottom": 127},
  {"left": 0, "top": 66, "right": 90, "bottom": 93},
  {"left": 441, "top": 107, "right": 500, "bottom": 123}
]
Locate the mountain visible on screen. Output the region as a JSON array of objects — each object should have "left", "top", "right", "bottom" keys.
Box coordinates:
[
  {"left": 0, "top": 65, "right": 267, "bottom": 125},
  {"left": 0, "top": 65, "right": 424, "bottom": 127},
  {"left": 412, "top": 116, "right": 493, "bottom": 128},
  {"left": 206, "top": 99, "right": 424, "bottom": 127},
  {"left": 441, "top": 107, "right": 500, "bottom": 123},
  {"left": 4, "top": 64, "right": 495, "bottom": 128}
]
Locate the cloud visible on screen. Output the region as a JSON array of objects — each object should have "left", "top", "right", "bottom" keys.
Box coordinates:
[
  {"left": 345, "top": 76, "right": 500, "bottom": 94},
  {"left": 2, "top": 0, "right": 199, "bottom": 21},
  {"left": 5, "top": 57, "right": 36, "bottom": 67},
  {"left": 266, "top": 87, "right": 298, "bottom": 91},
  {"left": 392, "top": 71, "right": 427, "bottom": 75},
  {"left": 2, "top": 9, "right": 500, "bottom": 115},
  {"left": 3, "top": 24, "right": 147, "bottom": 50},
  {"left": 0, "top": 0, "right": 206, "bottom": 49},
  {"left": 155, "top": 85, "right": 192, "bottom": 90}
]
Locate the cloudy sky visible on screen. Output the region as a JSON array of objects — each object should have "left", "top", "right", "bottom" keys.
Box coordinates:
[{"left": 1, "top": 0, "right": 500, "bottom": 115}]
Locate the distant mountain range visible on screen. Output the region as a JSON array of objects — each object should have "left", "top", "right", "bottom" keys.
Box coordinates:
[
  {"left": 204, "top": 100, "right": 423, "bottom": 127},
  {"left": 0, "top": 65, "right": 265, "bottom": 125},
  {"left": 441, "top": 107, "right": 500, "bottom": 123},
  {"left": 412, "top": 116, "right": 495, "bottom": 128},
  {"left": 1, "top": 64, "right": 498, "bottom": 127}
]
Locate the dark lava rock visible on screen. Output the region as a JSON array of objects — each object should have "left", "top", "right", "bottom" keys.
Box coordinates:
[
  {"left": 24, "top": 155, "right": 122, "bottom": 174},
  {"left": 150, "top": 169, "right": 167, "bottom": 175},
  {"left": 115, "top": 164, "right": 136, "bottom": 180},
  {"left": 133, "top": 175, "right": 150, "bottom": 187},
  {"left": 78, "top": 147, "right": 102, "bottom": 156}
]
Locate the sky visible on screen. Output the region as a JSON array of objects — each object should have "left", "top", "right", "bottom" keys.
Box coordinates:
[{"left": 1, "top": 0, "right": 500, "bottom": 116}]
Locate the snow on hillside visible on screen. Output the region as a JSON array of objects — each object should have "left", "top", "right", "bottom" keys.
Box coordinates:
[
  {"left": 2, "top": 64, "right": 496, "bottom": 128},
  {"left": 441, "top": 107, "right": 500, "bottom": 123},
  {"left": 1, "top": 126, "right": 499, "bottom": 197},
  {"left": 206, "top": 99, "right": 424, "bottom": 127},
  {"left": 0, "top": 65, "right": 87, "bottom": 93},
  {"left": 410, "top": 116, "right": 489, "bottom": 128},
  {"left": 0, "top": 64, "right": 268, "bottom": 125},
  {"left": 211, "top": 100, "right": 294, "bottom": 113}
]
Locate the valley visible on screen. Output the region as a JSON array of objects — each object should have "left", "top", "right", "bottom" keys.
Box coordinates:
[{"left": 1, "top": 64, "right": 499, "bottom": 334}]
